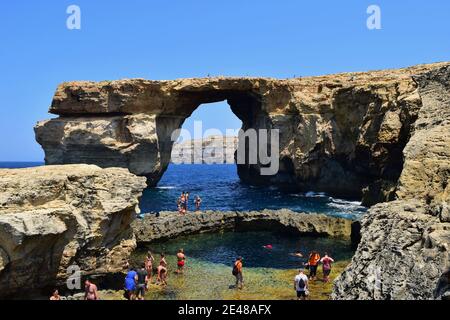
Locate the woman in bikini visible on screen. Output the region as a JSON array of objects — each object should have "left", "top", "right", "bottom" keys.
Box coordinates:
[{"left": 145, "top": 251, "right": 155, "bottom": 283}]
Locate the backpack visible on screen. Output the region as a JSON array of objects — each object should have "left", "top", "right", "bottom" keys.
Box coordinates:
[{"left": 297, "top": 277, "right": 306, "bottom": 290}]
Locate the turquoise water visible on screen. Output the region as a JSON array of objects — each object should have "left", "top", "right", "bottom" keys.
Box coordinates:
[
  {"left": 134, "top": 231, "right": 353, "bottom": 270},
  {"left": 140, "top": 164, "right": 367, "bottom": 219},
  {"left": 132, "top": 231, "right": 354, "bottom": 300}
]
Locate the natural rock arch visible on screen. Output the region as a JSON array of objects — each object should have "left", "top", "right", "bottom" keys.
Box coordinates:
[{"left": 35, "top": 63, "right": 448, "bottom": 205}]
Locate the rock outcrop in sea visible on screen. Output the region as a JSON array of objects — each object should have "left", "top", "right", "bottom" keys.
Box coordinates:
[
  {"left": 35, "top": 63, "right": 449, "bottom": 205},
  {"left": 171, "top": 135, "right": 238, "bottom": 164},
  {"left": 0, "top": 165, "right": 146, "bottom": 298}
]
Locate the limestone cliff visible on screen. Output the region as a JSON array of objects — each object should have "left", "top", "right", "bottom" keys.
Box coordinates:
[
  {"left": 332, "top": 65, "right": 450, "bottom": 300},
  {"left": 35, "top": 63, "right": 450, "bottom": 204},
  {"left": 171, "top": 135, "right": 238, "bottom": 164},
  {"left": 0, "top": 165, "right": 146, "bottom": 297}
]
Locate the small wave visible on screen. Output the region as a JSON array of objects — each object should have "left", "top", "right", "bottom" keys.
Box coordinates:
[
  {"left": 304, "top": 191, "right": 327, "bottom": 198},
  {"left": 156, "top": 186, "right": 177, "bottom": 190},
  {"left": 327, "top": 200, "right": 366, "bottom": 213},
  {"left": 329, "top": 197, "right": 363, "bottom": 206}
]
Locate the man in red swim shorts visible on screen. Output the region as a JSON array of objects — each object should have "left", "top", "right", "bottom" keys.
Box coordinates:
[{"left": 176, "top": 248, "right": 186, "bottom": 274}]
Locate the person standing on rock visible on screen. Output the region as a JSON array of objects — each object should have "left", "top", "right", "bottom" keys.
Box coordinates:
[
  {"left": 294, "top": 269, "right": 309, "bottom": 300},
  {"left": 156, "top": 253, "right": 168, "bottom": 286},
  {"left": 84, "top": 279, "right": 99, "bottom": 301},
  {"left": 176, "top": 248, "right": 186, "bottom": 274},
  {"left": 232, "top": 256, "right": 244, "bottom": 289},
  {"left": 185, "top": 192, "right": 190, "bottom": 210},
  {"left": 194, "top": 195, "right": 202, "bottom": 211},
  {"left": 306, "top": 251, "right": 321, "bottom": 280},
  {"left": 179, "top": 192, "right": 187, "bottom": 215},
  {"left": 145, "top": 251, "right": 155, "bottom": 283},
  {"left": 320, "top": 253, "right": 335, "bottom": 283},
  {"left": 136, "top": 263, "right": 148, "bottom": 300},
  {"left": 124, "top": 267, "right": 137, "bottom": 300}
]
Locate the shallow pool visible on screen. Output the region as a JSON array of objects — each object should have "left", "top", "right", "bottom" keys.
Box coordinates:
[{"left": 131, "top": 231, "right": 354, "bottom": 300}]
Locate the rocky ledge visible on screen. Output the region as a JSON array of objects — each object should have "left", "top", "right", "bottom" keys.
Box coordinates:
[
  {"left": 0, "top": 165, "right": 146, "bottom": 298},
  {"left": 132, "top": 209, "right": 355, "bottom": 244}
]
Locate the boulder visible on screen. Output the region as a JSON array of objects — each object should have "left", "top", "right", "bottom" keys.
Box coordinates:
[{"left": 0, "top": 165, "right": 146, "bottom": 297}]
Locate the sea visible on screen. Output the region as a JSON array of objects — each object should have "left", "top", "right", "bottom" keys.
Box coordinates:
[{"left": 0, "top": 162, "right": 367, "bottom": 219}]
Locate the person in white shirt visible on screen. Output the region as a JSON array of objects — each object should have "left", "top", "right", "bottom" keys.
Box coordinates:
[{"left": 294, "top": 268, "right": 309, "bottom": 300}]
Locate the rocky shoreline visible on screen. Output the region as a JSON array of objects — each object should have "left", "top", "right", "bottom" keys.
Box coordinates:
[
  {"left": 132, "top": 209, "right": 355, "bottom": 244},
  {"left": 0, "top": 62, "right": 448, "bottom": 300}
]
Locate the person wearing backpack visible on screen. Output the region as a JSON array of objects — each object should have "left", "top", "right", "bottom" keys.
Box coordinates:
[
  {"left": 232, "top": 256, "right": 244, "bottom": 289},
  {"left": 294, "top": 268, "right": 309, "bottom": 300}
]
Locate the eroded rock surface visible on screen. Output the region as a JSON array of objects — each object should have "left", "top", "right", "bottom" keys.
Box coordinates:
[
  {"left": 132, "top": 209, "right": 354, "bottom": 243},
  {"left": 332, "top": 65, "right": 450, "bottom": 300},
  {"left": 0, "top": 165, "right": 146, "bottom": 297},
  {"left": 35, "top": 63, "right": 450, "bottom": 203},
  {"left": 171, "top": 135, "right": 238, "bottom": 164}
]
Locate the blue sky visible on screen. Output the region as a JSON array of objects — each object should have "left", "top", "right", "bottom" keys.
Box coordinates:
[{"left": 0, "top": 1, "right": 449, "bottom": 161}]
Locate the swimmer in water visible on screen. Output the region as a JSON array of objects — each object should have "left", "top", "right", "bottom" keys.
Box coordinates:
[
  {"left": 176, "top": 248, "right": 186, "bottom": 274},
  {"left": 290, "top": 251, "right": 303, "bottom": 258},
  {"left": 263, "top": 244, "right": 273, "bottom": 250}
]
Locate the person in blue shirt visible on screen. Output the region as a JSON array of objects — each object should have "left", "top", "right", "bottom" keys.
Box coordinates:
[{"left": 124, "top": 267, "right": 137, "bottom": 300}]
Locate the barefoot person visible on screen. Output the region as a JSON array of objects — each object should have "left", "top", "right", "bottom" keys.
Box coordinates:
[
  {"left": 136, "top": 263, "right": 148, "bottom": 300},
  {"left": 194, "top": 195, "right": 202, "bottom": 211},
  {"left": 156, "top": 253, "right": 168, "bottom": 286},
  {"left": 84, "top": 279, "right": 99, "bottom": 301},
  {"left": 232, "top": 257, "right": 244, "bottom": 289},
  {"left": 306, "top": 251, "right": 321, "bottom": 280},
  {"left": 157, "top": 264, "right": 168, "bottom": 286},
  {"left": 179, "top": 193, "right": 187, "bottom": 215},
  {"left": 145, "top": 251, "right": 155, "bottom": 282},
  {"left": 320, "top": 252, "right": 335, "bottom": 282},
  {"left": 176, "top": 249, "right": 186, "bottom": 274},
  {"left": 50, "top": 289, "right": 61, "bottom": 300},
  {"left": 294, "top": 269, "right": 309, "bottom": 300}
]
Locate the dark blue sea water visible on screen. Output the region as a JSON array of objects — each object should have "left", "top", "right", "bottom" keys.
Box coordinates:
[
  {"left": 140, "top": 164, "right": 367, "bottom": 219},
  {"left": 0, "top": 162, "right": 367, "bottom": 219}
]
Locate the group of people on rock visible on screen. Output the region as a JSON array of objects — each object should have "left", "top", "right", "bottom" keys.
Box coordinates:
[
  {"left": 177, "top": 192, "right": 202, "bottom": 214},
  {"left": 123, "top": 249, "right": 186, "bottom": 300}
]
